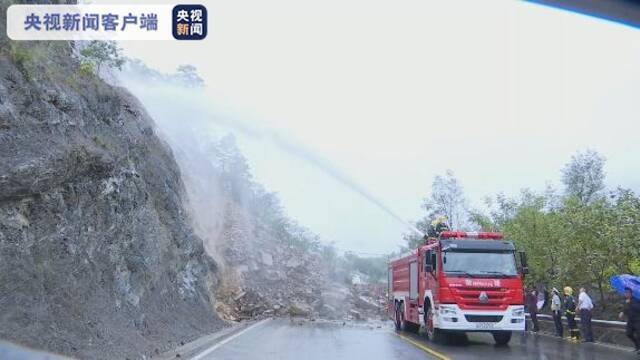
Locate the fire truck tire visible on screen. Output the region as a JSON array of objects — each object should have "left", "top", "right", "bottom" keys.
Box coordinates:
[
  {"left": 433, "top": 329, "right": 448, "bottom": 343},
  {"left": 394, "top": 306, "right": 418, "bottom": 333},
  {"left": 424, "top": 305, "right": 444, "bottom": 341},
  {"left": 492, "top": 330, "right": 512, "bottom": 345},
  {"left": 404, "top": 321, "right": 419, "bottom": 333}
]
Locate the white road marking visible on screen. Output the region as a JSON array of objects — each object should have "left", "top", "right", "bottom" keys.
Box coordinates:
[{"left": 191, "top": 318, "right": 271, "bottom": 360}]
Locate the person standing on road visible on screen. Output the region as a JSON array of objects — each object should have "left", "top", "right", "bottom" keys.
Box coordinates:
[
  {"left": 563, "top": 286, "right": 579, "bottom": 340},
  {"left": 539, "top": 286, "right": 550, "bottom": 312},
  {"left": 619, "top": 287, "right": 640, "bottom": 354},
  {"left": 551, "top": 288, "right": 563, "bottom": 337},
  {"left": 526, "top": 288, "right": 539, "bottom": 332},
  {"left": 578, "top": 287, "right": 594, "bottom": 343}
]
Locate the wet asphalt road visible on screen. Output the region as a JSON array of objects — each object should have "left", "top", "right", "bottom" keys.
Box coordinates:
[
  {"left": 410, "top": 330, "right": 638, "bottom": 360},
  {"left": 193, "top": 318, "right": 432, "bottom": 360},
  {"left": 192, "top": 318, "right": 639, "bottom": 360}
]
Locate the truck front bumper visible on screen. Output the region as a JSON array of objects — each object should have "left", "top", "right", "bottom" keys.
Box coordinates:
[{"left": 434, "top": 304, "right": 526, "bottom": 332}]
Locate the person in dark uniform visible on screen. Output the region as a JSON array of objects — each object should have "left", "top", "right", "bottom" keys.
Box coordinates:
[
  {"left": 526, "top": 288, "right": 539, "bottom": 332},
  {"left": 563, "top": 286, "right": 579, "bottom": 341},
  {"left": 620, "top": 287, "right": 640, "bottom": 354},
  {"left": 427, "top": 216, "right": 450, "bottom": 238}
]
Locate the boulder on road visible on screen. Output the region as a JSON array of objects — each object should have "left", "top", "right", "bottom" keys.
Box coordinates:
[
  {"left": 349, "top": 309, "right": 362, "bottom": 320},
  {"left": 288, "top": 302, "right": 312, "bottom": 317}
]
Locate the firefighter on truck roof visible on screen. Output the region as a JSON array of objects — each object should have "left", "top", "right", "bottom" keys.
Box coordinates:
[{"left": 427, "top": 215, "right": 450, "bottom": 238}]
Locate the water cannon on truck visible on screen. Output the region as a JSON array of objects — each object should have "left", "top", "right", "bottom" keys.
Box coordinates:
[{"left": 387, "top": 230, "right": 528, "bottom": 345}]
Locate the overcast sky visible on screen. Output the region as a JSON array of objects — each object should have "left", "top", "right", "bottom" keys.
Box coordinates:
[{"left": 104, "top": 0, "right": 640, "bottom": 254}]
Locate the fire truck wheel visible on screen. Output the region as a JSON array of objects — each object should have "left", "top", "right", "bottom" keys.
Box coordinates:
[
  {"left": 424, "top": 306, "right": 436, "bottom": 340},
  {"left": 492, "top": 330, "right": 512, "bottom": 345},
  {"left": 404, "top": 321, "right": 419, "bottom": 333},
  {"left": 394, "top": 308, "right": 402, "bottom": 331},
  {"left": 395, "top": 307, "right": 418, "bottom": 333},
  {"left": 424, "top": 306, "right": 449, "bottom": 343}
]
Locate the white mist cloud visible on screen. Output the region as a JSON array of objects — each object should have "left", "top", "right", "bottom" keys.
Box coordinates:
[{"left": 112, "top": 0, "right": 640, "bottom": 253}]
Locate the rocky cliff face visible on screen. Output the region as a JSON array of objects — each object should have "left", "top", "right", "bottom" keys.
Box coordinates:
[{"left": 0, "top": 15, "right": 223, "bottom": 360}]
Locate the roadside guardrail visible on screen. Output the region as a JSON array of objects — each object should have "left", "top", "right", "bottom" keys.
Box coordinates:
[
  {"left": 526, "top": 313, "right": 632, "bottom": 349},
  {"left": 528, "top": 313, "right": 626, "bottom": 327}
]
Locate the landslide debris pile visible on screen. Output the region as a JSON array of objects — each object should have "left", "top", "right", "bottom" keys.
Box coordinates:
[
  {"left": 0, "top": 21, "right": 223, "bottom": 360},
  {"left": 213, "top": 210, "right": 388, "bottom": 322},
  {"left": 214, "top": 223, "right": 328, "bottom": 321}
]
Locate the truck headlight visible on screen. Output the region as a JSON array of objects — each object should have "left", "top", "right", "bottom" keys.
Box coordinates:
[
  {"left": 439, "top": 305, "right": 457, "bottom": 315},
  {"left": 511, "top": 307, "right": 525, "bottom": 317}
]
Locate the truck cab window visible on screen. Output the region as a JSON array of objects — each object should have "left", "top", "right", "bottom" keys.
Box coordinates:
[
  {"left": 424, "top": 250, "right": 436, "bottom": 274},
  {"left": 431, "top": 252, "right": 437, "bottom": 273}
]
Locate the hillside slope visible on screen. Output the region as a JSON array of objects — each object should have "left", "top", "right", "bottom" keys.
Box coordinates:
[{"left": 0, "top": 14, "right": 223, "bottom": 360}]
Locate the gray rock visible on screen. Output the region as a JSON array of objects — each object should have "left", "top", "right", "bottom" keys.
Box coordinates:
[
  {"left": 349, "top": 309, "right": 362, "bottom": 320},
  {"left": 0, "top": 37, "right": 223, "bottom": 359},
  {"left": 260, "top": 251, "right": 274, "bottom": 266},
  {"left": 285, "top": 258, "right": 303, "bottom": 268},
  {"left": 288, "top": 302, "right": 312, "bottom": 317}
]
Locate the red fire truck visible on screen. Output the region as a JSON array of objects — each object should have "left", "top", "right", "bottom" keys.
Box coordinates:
[{"left": 388, "top": 231, "right": 528, "bottom": 345}]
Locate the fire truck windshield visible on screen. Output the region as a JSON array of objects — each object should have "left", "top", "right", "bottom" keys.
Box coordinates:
[{"left": 442, "top": 251, "right": 518, "bottom": 277}]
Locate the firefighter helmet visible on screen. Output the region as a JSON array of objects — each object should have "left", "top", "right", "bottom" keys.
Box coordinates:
[{"left": 563, "top": 286, "right": 573, "bottom": 296}]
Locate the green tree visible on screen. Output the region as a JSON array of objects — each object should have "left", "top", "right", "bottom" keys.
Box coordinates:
[
  {"left": 612, "top": 189, "right": 640, "bottom": 274},
  {"left": 458, "top": 152, "right": 639, "bottom": 315},
  {"left": 343, "top": 252, "right": 388, "bottom": 284},
  {"left": 561, "top": 195, "right": 625, "bottom": 308},
  {"left": 80, "top": 41, "right": 125, "bottom": 74},
  {"left": 495, "top": 190, "right": 565, "bottom": 286},
  {"left": 403, "top": 170, "right": 469, "bottom": 250},
  {"left": 401, "top": 217, "right": 430, "bottom": 250},
  {"left": 423, "top": 170, "right": 468, "bottom": 229},
  {"left": 561, "top": 150, "right": 606, "bottom": 204},
  {"left": 176, "top": 64, "right": 205, "bottom": 87}
]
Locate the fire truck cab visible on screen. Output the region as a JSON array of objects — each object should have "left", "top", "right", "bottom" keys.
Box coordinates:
[{"left": 388, "top": 231, "right": 527, "bottom": 345}]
